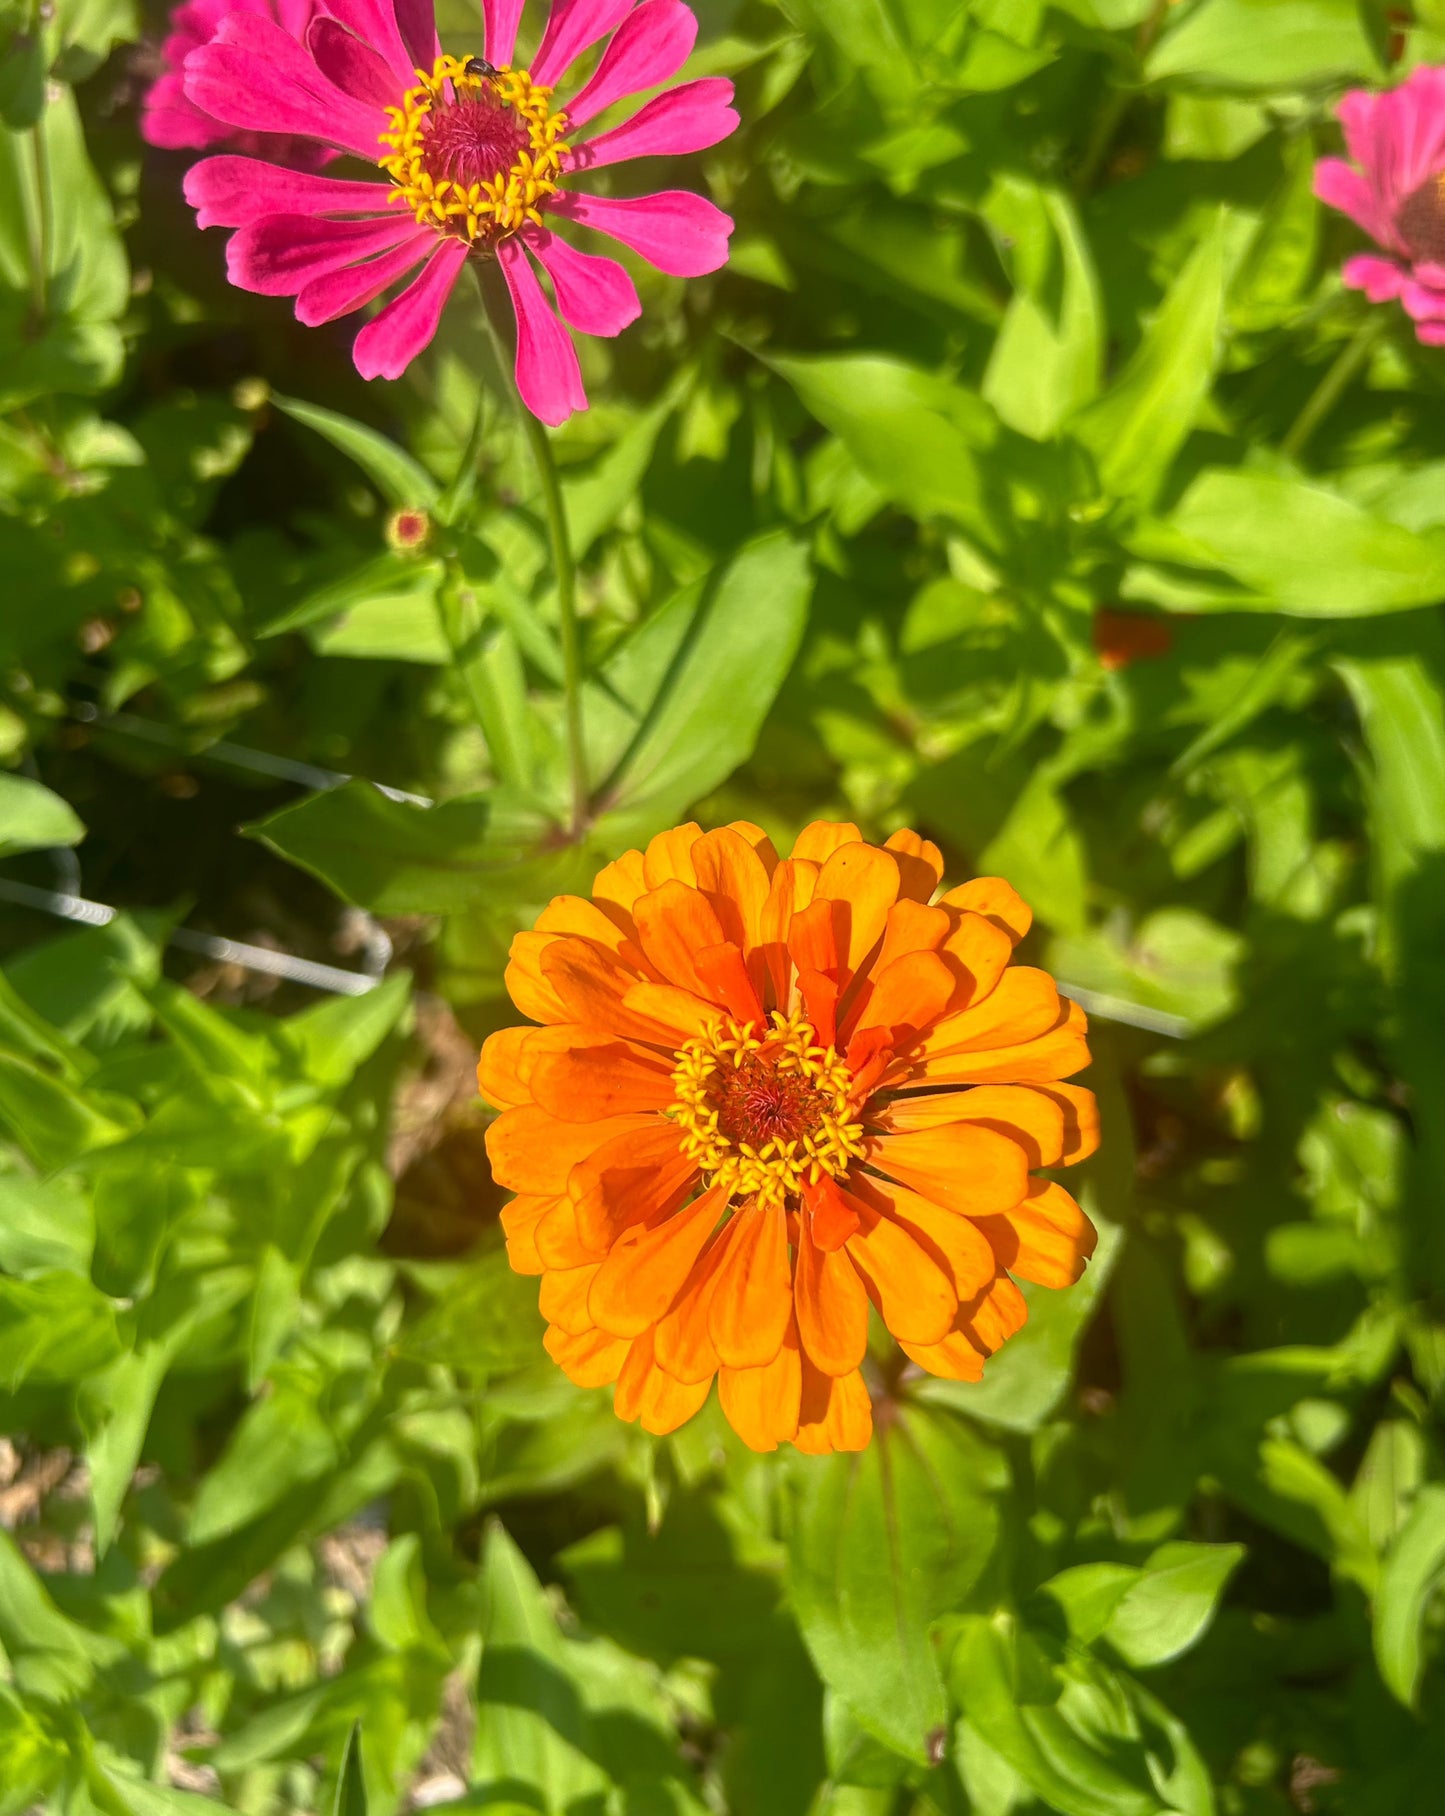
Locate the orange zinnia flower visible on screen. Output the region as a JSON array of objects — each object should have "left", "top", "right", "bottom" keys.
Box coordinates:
[{"left": 479, "top": 820, "right": 1098, "bottom": 1455}]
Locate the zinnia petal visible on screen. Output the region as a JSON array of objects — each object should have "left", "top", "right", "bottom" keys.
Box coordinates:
[
  {"left": 549, "top": 188, "right": 733, "bottom": 277},
  {"left": 354, "top": 238, "right": 470, "bottom": 380},
  {"left": 532, "top": 0, "right": 635, "bottom": 87},
  {"left": 571, "top": 78, "right": 739, "bottom": 172},
  {"left": 295, "top": 226, "right": 435, "bottom": 324},
  {"left": 523, "top": 227, "right": 642, "bottom": 338},
  {"left": 184, "top": 156, "right": 389, "bottom": 230},
  {"left": 183, "top": 13, "right": 386, "bottom": 158},
  {"left": 561, "top": 0, "right": 697, "bottom": 127},
  {"left": 497, "top": 236, "right": 589, "bottom": 427}
]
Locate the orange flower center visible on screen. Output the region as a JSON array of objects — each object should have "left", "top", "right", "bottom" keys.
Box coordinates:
[{"left": 669, "top": 1011, "right": 867, "bottom": 1209}]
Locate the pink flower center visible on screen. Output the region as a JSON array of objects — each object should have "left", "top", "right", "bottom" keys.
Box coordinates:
[
  {"left": 419, "top": 93, "right": 530, "bottom": 192},
  {"left": 1397, "top": 174, "right": 1445, "bottom": 265}
]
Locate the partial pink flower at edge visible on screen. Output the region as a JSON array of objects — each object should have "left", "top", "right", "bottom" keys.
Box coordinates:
[
  {"left": 172, "top": 0, "right": 740, "bottom": 421},
  {"left": 1315, "top": 63, "right": 1445, "bottom": 347},
  {"left": 141, "top": 0, "right": 330, "bottom": 167}
]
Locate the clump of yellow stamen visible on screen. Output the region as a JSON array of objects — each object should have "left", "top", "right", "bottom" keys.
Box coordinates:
[
  {"left": 378, "top": 53, "right": 568, "bottom": 242},
  {"left": 670, "top": 1011, "right": 866, "bottom": 1211}
]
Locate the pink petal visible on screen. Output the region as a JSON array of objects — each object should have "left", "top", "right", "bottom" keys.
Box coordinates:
[
  {"left": 316, "top": 0, "right": 414, "bottom": 81},
  {"left": 185, "top": 155, "right": 391, "bottom": 228},
  {"left": 1401, "top": 277, "right": 1445, "bottom": 323},
  {"left": 498, "top": 236, "right": 588, "bottom": 425},
  {"left": 142, "top": 73, "right": 229, "bottom": 150},
  {"left": 1342, "top": 253, "right": 1408, "bottom": 305},
  {"left": 1416, "top": 321, "right": 1445, "bottom": 346},
  {"left": 354, "top": 238, "right": 469, "bottom": 379},
  {"left": 275, "top": 0, "right": 318, "bottom": 37},
  {"left": 563, "top": 0, "right": 697, "bottom": 129},
  {"left": 227, "top": 211, "right": 422, "bottom": 294},
  {"left": 295, "top": 226, "right": 435, "bottom": 323},
  {"left": 305, "top": 16, "right": 399, "bottom": 109},
  {"left": 549, "top": 188, "right": 731, "bottom": 276},
  {"left": 532, "top": 0, "right": 634, "bottom": 89},
  {"left": 484, "top": 0, "right": 526, "bottom": 65},
  {"left": 1366, "top": 67, "right": 1445, "bottom": 215},
  {"left": 392, "top": 0, "right": 439, "bottom": 73},
  {"left": 523, "top": 224, "right": 639, "bottom": 336},
  {"left": 1314, "top": 156, "right": 1397, "bottom": 252},
  {"left": 184, "top": 17, "right": 388, "bottom": 160},
  {"left": 570, "top": 77, "right": 737, "bottom": 171}
]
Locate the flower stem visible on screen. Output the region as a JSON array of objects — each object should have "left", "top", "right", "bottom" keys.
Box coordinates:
[
  {"left": 1280, "top": 312, "right": 1386, "bottom": 464},
  {"left": 473, "top": 259, "right": 588, "bottom": 840},
  {"left": 27, "top": 114, "right": 50, "bottom": 326}
]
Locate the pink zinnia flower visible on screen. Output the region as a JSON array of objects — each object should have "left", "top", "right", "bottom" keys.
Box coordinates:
[
  {"left": 1315, "top": 65, "right": 1445, "bottom": 347},
  {"left": 142, "top": 0, "right": 327, "bottom": 165},
  {"left": 176, "top": 0, "right": 738, "bottom": 419}
]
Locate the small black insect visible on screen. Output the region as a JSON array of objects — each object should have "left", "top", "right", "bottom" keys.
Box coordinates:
[{"left": 463, "top": 55, "right": 499, "bottom": 77}]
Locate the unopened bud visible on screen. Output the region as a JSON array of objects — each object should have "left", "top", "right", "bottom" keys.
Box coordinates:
[{"left": 386, "top": 508, "right": 432, "bottom": 551}]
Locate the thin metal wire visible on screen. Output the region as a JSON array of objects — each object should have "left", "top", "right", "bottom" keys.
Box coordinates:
[
  {"left": 71, "top": 704, "right": 434, "bottom": 808},
  {"left": 1057, "top": 981, "right": 1190, "bottom": 1039},
  {"left": 0, "top": 878, "right": 379, "bottom": 996}
]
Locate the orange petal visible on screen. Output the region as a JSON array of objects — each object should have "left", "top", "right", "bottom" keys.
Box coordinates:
[
  {"left": 864, "top": 1121, "right": 1029, "bottom": 1217},
  {"left": 545, "top": 1322, "right": 629, "bottom": 1388},
  {"left": 940, "top": 877, "right": 1032, "bottom": 944},
  {"left": 938, "top": 910, "right": 1014, "bottom": 1013},
  {"left": 535, "top": 1193, "right": 601, "bottom": 1269},
  {"left": 788, "top": 896, "right": 842, "bottom": 981},
  {"left": 791, "top": 821, "right": 862, "bottom": 864},
  {"left": 904, "top": 997, "right": 1091, "bottom": 1086},
  {"left": 536, "top": 893, "right": 634, "bottom": 954},
  {"left": 847, "top": 949, "right": 954, "bottom": 1048},
  {"left": 804, "top": 1173, "right": 860, "bottom": 1252},
  {"left": 847, "top": 1173, "right": 996, "bottom": 1302},
  {"left": 884, "top": 829, "right": 944, "bottom": 903},
  {"left": 722, "top": 819, "right": 780, "bottom": 873},
  {"left": 614, "top": 1329, "right": 712, "bottom": 1433},
  {"left": 633, "top": 881, "right": 729, "bottom": 1000},
  {"left": 692, "top": 826, "right": 772, "bottom": 953},
  {"left": 570, "top": 1124, "right": 697, "bottom": 1253},
  {"left": 487, "top": 1105, "right": 659, "bottom": 1195},
  {"left": 814, "top": 842, "right": 900, "bottom": 977},
  {"left": 642, "top": 823, "right": 703, "bottom": 890},
  {"left": 719, "top": 1318, "right": 803, "bottom": 1452},
  {"left": 794, "top": 1362, "right": 872, "bottom": 1454},
  {"left": 963, "top": 1274, "right": 1028, "bottom": 1352},
  {"left": 916, "top": 967, "right": 1064, "bottom": 1058},
  {"left": 653, "top": 1229, "right": 729, "bottom": 1383},
  {"left": 872, "top": 899, "right": 950, "bottom": 974},
  {"left": 540, "top": 939, "right": 678, "bottom": 1045},
  {"left": 880, "top": 1083, "right": 1068, "bottom": 1168},
  {"left": 794, "top": 1213, "right": 869, "bottom": 1376},
  {"left": 499, "top": 1194, "right": 552, "bottom": 1274},
  {"left": 975, "top": 1180, "right": 1097, "bottom": 1288},
  {"left": 530, "top": 1041, "right": 675, "bottom": 1121},
  {"left": 695, "top": 943, "right": 764, "bottom": 1025},
  {"left": 899, "top": 1325, "right": 987, "bottom": 1382},
  {"left": 539, "top": 1262, "right": 603, "bottom": 1334},
  {"left": 621, "top": 980, "right": 717, "bottom": 1043},
  {"left": 1043, "top": 1082, "right": 1101, "bottom": 1163},
  {"left": 708, "top": 1198, "right": 792, "bottom": 1369},
  {"left": 479, "top": 1024, "right": 582, "bottom": 1110},
  {"left": 588, "top": 1186, "right": 725, "bottom": 1339},
  {"left": 505, "top": 931, "right": 572, "bottom": 1025},
  {"left": 842, "top": 1186, "right": 957, "bottom": 1345},
  {"left": 758, "top": 858, "right": 817, "bottom": 1010},
  {"left": 592, "top": 847, "right": 650, "bottom": 920}
]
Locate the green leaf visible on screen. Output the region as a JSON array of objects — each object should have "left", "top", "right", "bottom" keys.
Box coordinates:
[
  {"left": 788, "top": 1404, "right": 1006, "bottom": 1763},
  {"left": 0, "top": 772, "right": 83, "bottom": 856},
  {"left": 1147, "top": 0, "right": 1382, "bottom": 89},
  {"left": 0, "top": 1269, "right": 122, "bottom": 1388},
  {"left": 1373, "top": 1484, "right": 1445, "bottom": 1709},
  {"left": 1167, "top": 472, "right": 1445, "bottom": 614},
  {"left": 400, "top": 1243, "right": 546, "bottom": 1372},
  {"left": 260, "top": 553, "right": 448, "bottom": 659},
  {"left": 275, "top": 972, "right": 411, "bottom": 1087},
  {"left": 271, "top": 394, "right": 439, "bottom": 509},
  {"left": 249, "top": 781, "right": 558, "bottom": 916},
  {"left": 1102, "top": 1541, "right": 1245, "bottom": 1668},
  {"left": 1071, "top": 214, "right": 1227, "bottom": 507},
  {"left": 333, "top": 1721, "right": 369, "bottom": 1816},
  {"left": 591, "top": 531, "right": 811, "bottom": 847}
]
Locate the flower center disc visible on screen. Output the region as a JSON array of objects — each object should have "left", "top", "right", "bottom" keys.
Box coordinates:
[
  {"left": 671, "top": 1012, "right": 867, "bottom": 1209},
  {"left": 1398, "top": 173, "right": 1445, "bottom": 264},
  {"left": 378, "top": 54, "right": 568, "bottom": 243}
]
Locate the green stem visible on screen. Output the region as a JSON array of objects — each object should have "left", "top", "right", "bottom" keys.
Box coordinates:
[
  {"left": 1072, "top": 0, "right": 1169, "bottom": 196},
  {"left": 473, "top": 259, "right": 588, "bottom": 840},
  {"left": 1280, "top": 312, "right": 1386, "bottom": 464},
  {"left": 27, "top": 114, "right": 50, "bottom": 326}
]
